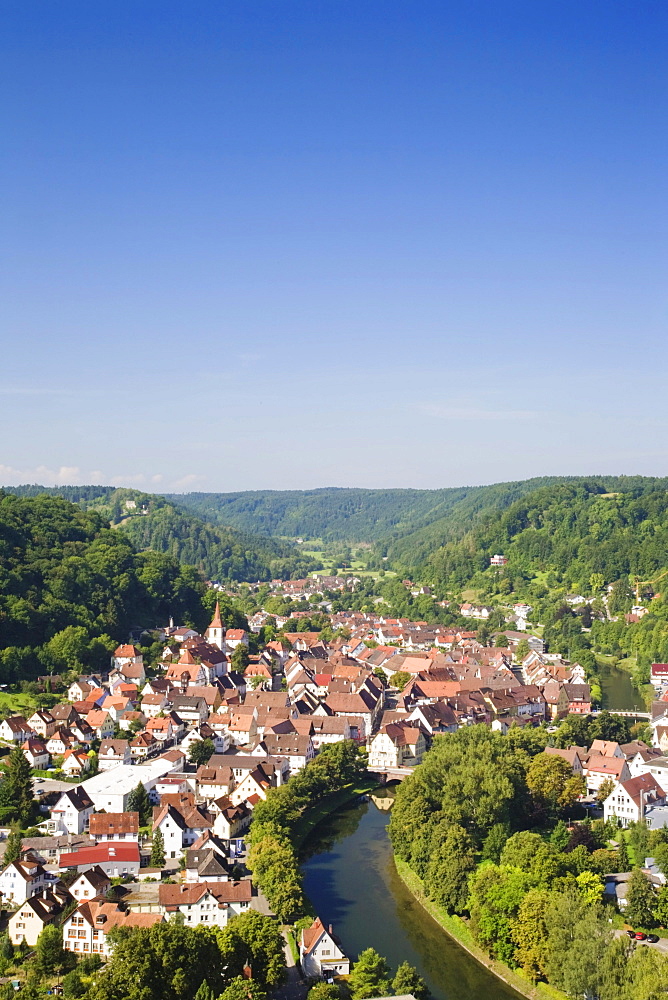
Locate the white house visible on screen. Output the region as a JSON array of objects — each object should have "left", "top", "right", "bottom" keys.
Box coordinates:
[
  {"left": 300, "top": 918, "right": 350, "bottom": 978},
  {"left": 50, "top": 787, "right": 95, "bottom": 835},
  {"left": 98, "top": 739, "right": 132, "bottom": 771},
  {"left": 368, "top": 723, "right": 426, "bottom": 769},
  {"left": 159, "top": 880, "right": 251, "bottom": 927},
  {"left": 63, "top": 899, "right": 163, "bottom": 957},
  {"left": 8, "top": 886, "right": 71, "bottom": 946},
  {"left": 603, "top": 773, "right": 666, "bottom": 827},
  {"left": 0, "top": 857, "right": 53, "bottom": 905}
]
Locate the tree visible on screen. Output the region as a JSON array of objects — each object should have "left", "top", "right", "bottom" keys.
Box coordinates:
[
  {"left": 348, "top": 949, "right": 391, "bottom": 1000},
  {"left": 618, "top": 837, "right": 630, "bottom": 871},
  {"left": 194, "top": 982, "right": 215, "bottom": 1000},
  {"left": 596, "top": 777, "right": 616, "bottom": 807},
  {"left": 231, "top": 646, "right": 250, "bottom": 672},
  {"left": 526, "top": 752, "right": 584, "bottom": 816},
  {"left": 150, "top": 829, "right": 166, "bottom": 868},
  {"left": 1, "top": 746, "right": 34, "bottom": 823},
  {"left": 62, "top": 970, "right": 87, "bottom": 999},
  {"left": 549, "top": 820, "right": 570, "bottom": 851},
  {"left": 514, "top": 638, "right": 530, "bottom": 660},
  {"left": 218, "top": 911, "right": 286, "bottom": 988},
  {"left": 544, "top": 889, "right": 611, "bottom": 998},
  {"left": 481, "top": 823, "right": 510, "bottom": 863},
  {"left": 36, "top": 924, "right": 67, "bottom": 976},
  {"left": 426, "top": 824, "right": 476, "bottom": 914},
  {"left": 218, "top": 979, "right": 267, "bottom": 1000},
  {"left": 391, "top": 962, "right": 430, "bottom": 1000},
  {"left": 127, "top": 782, "right": 151, "bottom": 825},
  {"left": 390, "top": 671, "right": 411, "bottom": 690},
  {"left": 307, "top": 985, "right": 341, "bottom": 1000},
  {"left": 189, "top": 739, "right": 216, "bottom": 766},
  {"left": 625, "top": 869, "right": 657, "bottom": 928},
  {"left": 512, "top": 888, "right": 551, "bottom": 982},
  {"left": 3, "top": 824, "right": 23, "bottom": 865},
  {"left": 468, "top": 864, "right": 533, "bottom": 963}
]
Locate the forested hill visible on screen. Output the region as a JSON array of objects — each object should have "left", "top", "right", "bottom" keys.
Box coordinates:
[
  {"left": 0, "top": 492, "right": 207, "bottom": 684},
  {"left": 165, "top": 479, "right": 580, "bottom": 542},
  {"left": 118, "top": 503, "right": 317, "bottom": 583},
  {"left": 3, "top": 486, "right": 317, "bottom": 583},
  {"left": 411, "top": 481, "right": 668, "bottom": 593}
]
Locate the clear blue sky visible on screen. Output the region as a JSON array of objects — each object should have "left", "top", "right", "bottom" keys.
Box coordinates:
[{"left": 2, "top": 1, "right": 667, "bottom": 491}]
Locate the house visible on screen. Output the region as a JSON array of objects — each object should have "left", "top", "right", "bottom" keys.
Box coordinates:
[
  {"left": 146, "top": 717, "right": 174, "bottom": 742},
  {"left": 69, "top": 866, "right": 111, "bottom": 902},
  {"left": 225, "top": 629, "right": 249, "bottom": 651},
  {"left": 0, "top": 856, "right": 53, "bottom": 904},
  {"left": 603, "top": 773, "right": 667, "bottom": 827},
  {"left": 300, "top": 918, "right": 350, "bottom": 978},
  {"left": 62, "top": 749, "right": 92, "bottom": 776},
  {"left": 111, "top": 644, "right": 143, "bottom": 671},
  {"left": 0, "top": 716, "right": 31, "bottom": 742},
  {"left": 51, "top": 787, "right": 95, "bottom": 835},
  {"left": 196, "top": 766, "right": 236, "bottom": 802},
  {"left": 89, "top": 812, "right": 140, "bottom": 844},
  {"left": 131, "top": 731, "right": 158, "bottom": 760},
  {"left": 184, "top": 845, "right": 231, "bottom": 883},
  {"left": 169, "top": 696, "right": 208, "bottom": 728},
  {"left": 210, "top": 800, "right": 252, "bottom": 841},
  {"left": 561, "top": 683, "right": 592, "bottom": 715},
  {"left": 141, "top": 693, "right": 170, "bottom": 718},
  {"left": 98, "top": 739, "right": 132, "bottom": 771},
  {"left": 159, "top": 880, "right": 252, "bottom": 926},
  {"left": 8, "top": 886, "right": 72, "bottom": 946},
  {"left": 27, "top": 711, "right": 56, "bottom": 739},
  {"left": 63, "top": 899, "right": 163, "bottom": 957},
  {"left": 152, "top": 801, "right": 213, "bottom": 858},
  {"left": 368, "top": 723, "right": 426, "bottom": 769},
  {"left": 651, "top": 664, "right": 668, "bottom": 691},
  {"left": 253, "top": 733, "right": 315, "bottom": 774},
  {"left": 59, "top": 842, "right": 142, "bottom": 878},
  {"left": 85, "top": 710, "right": 115, "bottom": 741},
  {"left": 21, "top": 738, "right": 51, "bottom": 770},
  {"left": 584, "top": 754, "right": 630, "bottom": 796}
]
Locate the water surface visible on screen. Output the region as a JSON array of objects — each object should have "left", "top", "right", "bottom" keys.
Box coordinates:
[{"left": 302, "top": 795, "right": 523, "bottom": 1000}]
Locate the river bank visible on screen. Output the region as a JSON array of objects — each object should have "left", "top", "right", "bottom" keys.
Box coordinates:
[
  {"left": 293, "top": 776, "right": 380, "bottom": 850},
  {"left": 393, "top": 858, "right": 567, "bottom": 1000},
  {"left": 302, "top": 795, "right": 525, "bottom": 1000}
]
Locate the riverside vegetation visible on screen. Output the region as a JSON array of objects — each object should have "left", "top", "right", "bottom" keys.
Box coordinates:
[{"left": 389, "top": 725, "right": 668, "bottom": 1000}]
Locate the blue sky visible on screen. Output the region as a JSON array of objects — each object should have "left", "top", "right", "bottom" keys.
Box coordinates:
[{"left": 2, "top": 1, "right": 667, "bottom": 491}]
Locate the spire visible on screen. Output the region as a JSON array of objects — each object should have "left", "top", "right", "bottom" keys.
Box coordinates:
[{"left": 210, "top": 600, "right": 223, "bottom": 629}]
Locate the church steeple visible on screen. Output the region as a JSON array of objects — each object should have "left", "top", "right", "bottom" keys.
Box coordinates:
[{"left": 205, "top": 600, "right": 225, "bottom": 650}]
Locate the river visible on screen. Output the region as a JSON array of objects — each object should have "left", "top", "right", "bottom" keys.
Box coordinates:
[
  {"left": 302, "top": 794, "right": 523, "bottom": 1000},
  {"left": 598, "top": 660, "right": 643, "bottom": 711}
]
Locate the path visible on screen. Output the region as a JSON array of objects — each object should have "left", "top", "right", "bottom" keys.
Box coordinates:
[{"left": 273, "top": 932, "right": 307, "bottom": 1000}]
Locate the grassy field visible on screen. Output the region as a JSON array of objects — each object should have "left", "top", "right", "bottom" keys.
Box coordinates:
[
  {"left": 394, "top": 858, "right": 569, "bottom": 1000},
  {"left": 0, "top": 692, "right": 39, "bottom": 716}
]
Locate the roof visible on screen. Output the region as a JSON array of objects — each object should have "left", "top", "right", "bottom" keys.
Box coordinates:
[
  {"left": 59, "top": 843, "right": 141, "bottom": 868},
  {"left": 159, "top": 880, "right": 252, "bottom": 909},
  {"left": 114, "top": 645, "right": 141, "bottom": 657},
  {"left": 89, "top": 812, "right": 139, "bottom": 837}
]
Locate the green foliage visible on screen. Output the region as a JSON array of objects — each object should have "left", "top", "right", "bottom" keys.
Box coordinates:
[
  {"left": 0, "top": 747, "right": 34, "bottom": 824},
  {"left": 625, "top": 869, "right": 657, "bottom": 928},
  {"left": 391, "top": 962, "right": 430, "bottom": 1000},
  {"left": 0, "top": 492, "right": 208, "bottom": 684},
  {"left": 526, "top": 752, "right": 585, "bottom": 818},
  {"left": 127, "top": 783, "right": 151, "bottom": 826},
  {"left": 189, "top": 739, "right": 216, "bottom": 766},
  {"left": 89, "top": 922, "right": 227, "bottom": 1000},
  {"left": 35, "top": 924, "right": 67, "bottom": 976},
  {"left": 348, "top": 948, "right": 391, "bottom": 1000},
  {"left": 389, "top": 671, "right": 412, "bottom": 689},
  {"left": 217, "top": 911, "right": 286, "bottom": 988},
  {"left": 217, "top": 978, "right": 267, "bottom": 1000},
  {"left": 150, "top": 828, "right": 165, "bottom": 868},
  {"left": 307, "top": 983, "right": 341, "bottom": 1000},
  {"left": 543, "top": 889, "right": 611, "bottom": 998},
  {"left": 3, "top": 823, "right": 23, "bottom": 864},
  {"left": 62, "top": 971, "right": 86, "bottom": 999},
  {"left": 425, "top": 824, "right": 476, "bottom": 914}
]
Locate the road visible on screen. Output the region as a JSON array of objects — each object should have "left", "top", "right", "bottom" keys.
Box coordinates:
[{"left": 613, "top": 929, "right": 668, "bottom": 952}]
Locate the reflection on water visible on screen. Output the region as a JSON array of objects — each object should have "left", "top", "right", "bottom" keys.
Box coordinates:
[
  {"left": 598, "top": 661, "right": 642, "bottom": 711},
  {"left": 302, "top": 797, "right": 522, "bottom": 1000}
]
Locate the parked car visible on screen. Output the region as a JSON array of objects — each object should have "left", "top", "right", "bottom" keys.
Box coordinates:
[
  {"left": 626, "top": 929, "right": 636, "bottom": 938},
  {"left": 647, "top": 934, "right": 660, "bottom": 943},
  {"left": 635, "top": 932, "right": 647, "bottom": 941}
]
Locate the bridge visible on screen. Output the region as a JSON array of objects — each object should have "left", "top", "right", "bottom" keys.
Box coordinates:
[
  {"left": 591, "top": 709, "right": 652, "bottom": 721},
  {"left": 368, "top": 766, "right": 412, "bottom": 783}
]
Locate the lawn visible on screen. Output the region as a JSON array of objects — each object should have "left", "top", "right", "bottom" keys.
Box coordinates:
[{"left": 0, "top": 691, "right": 39, "bottom": 716}]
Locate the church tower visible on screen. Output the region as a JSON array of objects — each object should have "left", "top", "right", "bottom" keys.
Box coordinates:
[{"left": 205, "top": 600, "right": 225, "bottom": 651}]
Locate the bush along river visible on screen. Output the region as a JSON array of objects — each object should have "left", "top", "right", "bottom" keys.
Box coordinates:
[{"left": 301, "top": 791, "right": 523, "bottom": 1000}]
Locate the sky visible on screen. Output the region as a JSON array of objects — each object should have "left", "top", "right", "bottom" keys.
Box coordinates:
[{"left": 2, "top": 1, "right": 667, "bottom": 492}]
